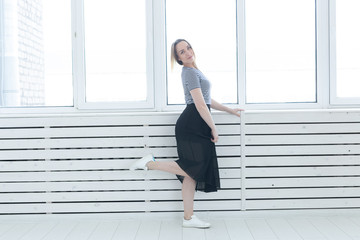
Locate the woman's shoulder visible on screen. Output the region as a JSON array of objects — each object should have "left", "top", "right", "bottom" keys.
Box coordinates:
[
  {"left": 182, "top": 67, "right": 201, "bottom": 76},
  {"left": 182, "top": 66, "right": 197, "bottom": 76},
  {"left": 184, "top": 67, "right": 207, "bottom": 79}
]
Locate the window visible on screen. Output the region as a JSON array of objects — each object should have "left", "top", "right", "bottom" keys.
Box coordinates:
[
  {"left": 166, "top": 0, "right": 238, "bottom": 105},
  {"left": 245, "top": 0, "right": 316, "bottom": 104},
  {"left": 1, "top": 0, "right": 359, "bottom": 112},
  {"left": 330, "top": 0, "right": 360, "bottom": 104},
  {"left": 0, "top": 0, "right": 73, "bottom": 107},
  {"left": 81, "top": 0, "right": 153, "bottom": 108}
]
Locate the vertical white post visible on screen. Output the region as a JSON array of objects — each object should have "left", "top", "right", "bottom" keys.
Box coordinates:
[
  {"left": 153, "top": 0, "right": 167, "bottom": 111},
  {"left": 44, "top": 126, "right": 52, "bottom": 214},
  {"left": 318, "top": 0, "right": 330, "bottom": 107},
  {"left": 72, "top": 0, "right": 85, "bottom": 109},
  {"left": 236, "top": 0, "right": 247, "bottom": 211},
  {"left": 143, "top": 124, "right": 150, "bottom": 213},
  {"left": 237, "top": 0, "right": 246, "bottom": 108},
  {"left": 240, "top": 111, "right": 246, "bottom": 211}
]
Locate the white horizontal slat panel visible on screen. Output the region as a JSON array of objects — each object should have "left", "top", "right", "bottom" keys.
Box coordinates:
[
  {"left": 0, "top": 178, "right": 241, "bottom": 193},
  {"left": 0, "top": 181, "right": 151, "bottom": 192},
  {"left": 0, "top": 169, "right": 240, "bottom": 182},
  {"left": 0, "top": 135, "right": 238, "bottom": 150},
  {"left": 0, "top": 115, "right": 176, "bottom": 127},
  {"left": 246, "top": 111, "right": 360, "bottom": 124},
  {"left": 0, "top": 170, "right": 154, "bottom": 182},
  {"left": 0, "top": 126, "right": 173, "bottom": 139},
  {"left": 0, "top": 157, "right": 240, "bottom": 172},
  {"left": 246, "top": 134, "right": 360, "bottom": 145},
  {"left": 0, "top": 149, "right": 149, "bottom": 160},
  {"left": 246, "top": 198, "right": 360, "bottom": 210},
  {"left": 218, "top": 157, "right": 241, "bottom": 168},
  {"left": 0, "top": 160, "right": 132, "bottom": 172},
  {"left": 247, "top": 177, "right": 360, "bottom": 188},
  {"left": 0, "top": 200, "right": 242, "bottom": 214},
  {"left": 0, "top": 146, "right": 240, "bottom": 160},
  {"left": 0, "top": 190, "right": 241, "bottom": 203},
  {"left": 247, "top": 123, "right": 360, "bottom": 134},
  {"left": 247, "top": 166, "right": 360, "bottom": 178},
  {"left": 213, "top": 114, "right": 241, "bottom": 124},
  {"left": 0, "top": 124, "right": 239, "bottom": 140},
  {"left": 0, "top": 171, "right": 168, "bottom": 182},
  {"left": 247, "top": 188, "right": 360, "bottom": 199},
  {"left": 246, "top": 145, "right": 360, "bottom": 156},
  {"left": 0, "top": 139, "right": 47, "bottom": 149},
  {"left": 0, "top": 202, "right": 150, "bottom": 214},
  {"left": 247, "top": 156, "right": 360, "bottom": 167}
]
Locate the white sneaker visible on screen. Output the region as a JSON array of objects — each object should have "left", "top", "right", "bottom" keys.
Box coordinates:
[
  {"left": 129, "top": 154, "right": 155, "bottom": 171},
  {"left": 182, "top": 215, "right": 211, "bottom": 229}
]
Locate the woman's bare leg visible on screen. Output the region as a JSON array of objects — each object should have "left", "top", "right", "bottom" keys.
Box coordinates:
[
  {"left": 182, "top": 176, "right": 196, "bottom": 220},
  {"left": 146, "top": 161, "right": 196, "bottom": 219},
  {"left": 146, "top": 161, "right": 190, "bottom": 177}
]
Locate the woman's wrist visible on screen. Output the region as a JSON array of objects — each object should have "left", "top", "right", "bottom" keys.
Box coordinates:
[{"left": 224, "top": 106, "right": 234, "bottom": 114}]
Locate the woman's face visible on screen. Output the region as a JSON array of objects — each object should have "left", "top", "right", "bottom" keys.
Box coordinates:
[{"left": 176, "top": 41, "right": 195, "bottom": 67}]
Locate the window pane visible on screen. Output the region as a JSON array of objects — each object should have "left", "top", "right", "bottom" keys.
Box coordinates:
[
  {"left": 166, "top": 0, "right": 238, "bottom": 105},
  {"left": 335, "top": 0, "right": 360, "bottom": 98},
  {"left": 0, "top": 0, "right": 73, "bottom": 107},
  {"left": 84, "top": 0, "right": 147, "bottom": 102},
  {"left": 245, "top": 0, "right": 316, "bottom": 103}
]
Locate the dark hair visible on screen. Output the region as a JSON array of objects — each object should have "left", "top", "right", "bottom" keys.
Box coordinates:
[{"left": 170, "top": 39, "right": 197, "bottom": 70}]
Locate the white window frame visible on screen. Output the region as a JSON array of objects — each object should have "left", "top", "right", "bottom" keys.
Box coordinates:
[
  {"left": 329, "top": 0, "right": 360, "bottom": 106},
  {"left": 240, "top": 0, "right": 324, "bottom": 110},
  {"left": 74, "top": 0, "right": 155, "bottom": 110}
]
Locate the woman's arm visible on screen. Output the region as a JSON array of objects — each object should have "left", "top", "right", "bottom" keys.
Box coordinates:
[
  {"left": 190, "top": 88, "right": 218, "bottom": 143},
  {"left": 211, "top": 98, "right": 244, "bottom": 117}
]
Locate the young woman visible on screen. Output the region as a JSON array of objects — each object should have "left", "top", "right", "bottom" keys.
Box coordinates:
[{"left": 130, "top": 39, "right": 243, "bottom": 228}]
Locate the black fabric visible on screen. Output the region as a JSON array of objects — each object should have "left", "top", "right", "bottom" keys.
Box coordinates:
[{"left": 175, "top": 104, "right": 220, "bottom": 193}]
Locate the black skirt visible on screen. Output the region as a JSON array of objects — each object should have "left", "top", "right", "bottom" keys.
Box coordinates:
[{"left": 175, "top": 104, "right": 220, "bottom": 193}]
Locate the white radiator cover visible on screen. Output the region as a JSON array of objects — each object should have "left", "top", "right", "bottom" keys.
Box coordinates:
[{"left": 0, "top": 110, "right": 359, "bottom": 215}]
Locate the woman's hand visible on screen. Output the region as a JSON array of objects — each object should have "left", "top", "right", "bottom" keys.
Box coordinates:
[
  {"left": 211, "top": 128, "right": 219, "bottom": 143},
  {"left": 228, "top": 108, "right": 244, "bottom": 117}
]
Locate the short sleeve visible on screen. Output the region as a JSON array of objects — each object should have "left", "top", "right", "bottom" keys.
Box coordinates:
[{"left": 183, "top": 69, "right": 201, "bottom": 91}]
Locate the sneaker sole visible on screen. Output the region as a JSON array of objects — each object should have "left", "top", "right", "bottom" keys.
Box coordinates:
[{"left": 182, "top": 225, "right": 211, "bottom": 229}]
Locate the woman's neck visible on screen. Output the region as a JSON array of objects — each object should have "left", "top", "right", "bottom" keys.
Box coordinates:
[{"left": 183, "top": 62, "right": 195, "bottom": 68}]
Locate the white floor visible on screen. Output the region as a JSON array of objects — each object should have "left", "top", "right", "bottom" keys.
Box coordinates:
[{"left": 1, "top": 211, "right": 360, "bottom": 240}]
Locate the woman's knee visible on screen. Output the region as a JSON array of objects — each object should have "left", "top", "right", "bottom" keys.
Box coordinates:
[{"left": 183, "top": 176, "right": 196, "bottom": 184}]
